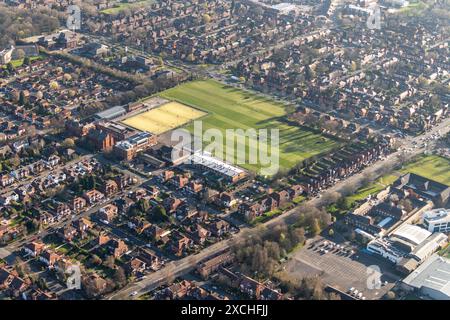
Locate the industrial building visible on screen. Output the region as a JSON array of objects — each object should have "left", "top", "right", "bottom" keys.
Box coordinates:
[
  {"left": 367, "top": 224, "right": 448, "bottom": 273},
  {"left": 344, "top": 4, "right": 375, "bottom": 16},
  {"left": 95, "top": 106, "right": 127, "bottom": 120},
  {"left": 402, "top": 254, "right": 450, "bottom": 300},
  {"left": 189, "top": 152, "right": 247, "bottom": 184},
  {"left": 391, "top": 224, "right": 433, "bottom": 249}
]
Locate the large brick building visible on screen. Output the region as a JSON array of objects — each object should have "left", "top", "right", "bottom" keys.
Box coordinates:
[
  {"left": 113, "top": 132, "right": 157, "bottom": 161},
  {"left": 88, "top": 130, "right": 115, "bottom": 152}
]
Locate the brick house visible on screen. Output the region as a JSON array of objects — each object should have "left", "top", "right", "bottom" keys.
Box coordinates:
[
  {"left": 106, "top": 239, "right": 129, "bottom": 258},
  {"left": 98, "top": 204, "right": 118, "bottom": 223},
  {"left": 69, "top": 196, "right": 87, "bottom": 212},
  {"left": 83, "top": 189, "right": 105, "bottom": 205},
  {"left": 101, "top": 179, "right": 119, "bottom": 197}
]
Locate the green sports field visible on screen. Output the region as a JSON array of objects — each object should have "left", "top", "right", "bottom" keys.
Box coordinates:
[
  {"left": 121, "top": 101, "right": 206, "bottom": 134},
  {"left": 100, "top": 0, "right": 155, "bottom": 15},
  {"left": 159, "top": 80, "right": 340, "bottom": 174},
  {"left": 400, "top": 154, "right": 450, "bottom": 186}
]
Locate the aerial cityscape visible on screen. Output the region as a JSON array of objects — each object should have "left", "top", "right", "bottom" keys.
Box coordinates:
[{"left": 0, "top": 0, "right": 449, "bottom": 305}]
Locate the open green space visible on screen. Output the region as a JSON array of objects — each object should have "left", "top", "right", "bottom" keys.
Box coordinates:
[
  {"left": 100, "top": 0, "right": 155, "bottom": 15},
  {"left": 251, "top": 209, "right": 282, "bottom": 225},
  {"left": 396, "top": 1, "right": 429, "bottom": 16},
  {"left": 399, "top": 154, "right": 450, "bottom": 186},
  {"left": 159, "top": 80, "right": 341, "bottom": 174},
  {"left": 333, "top": 154, "right": 450, "bottom": 215},
  {"left": 2, "top": 55, "right": 43, "bottom": 69},
  {"left": 346, "top": 174, "right": 398, "bottom": 205}
]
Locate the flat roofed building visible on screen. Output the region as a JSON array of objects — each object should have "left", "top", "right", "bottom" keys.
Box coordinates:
[
  {"left": 271, "top": 3, "right": 301, "bottom": 14},
  {"left": 96, "top": 121, "right": 137, "bottom": 141},
  {"left": 382, "top": 0, "right": 410, "bottom": 8},
  {"left": 13, "top": 44, "right": 39, "bottom": 59},
  {"left": 345, "top": 4, "right": 374, "bottom": 15},
  {"left": 410, "top": 233, "right": 448, "bottom": 263},
  {"left": 95, "top": 106, "right": 127, "bottom": 120},
  {"left": 368, "top": 223, "right": 447, "bottom": 271},
  {"left": 423, "top": 209, "right": 450, "bottom": 233},
  {"left": 114, "top": 132, "right": 157, "bottom": 161},
  {"left": 402, "top": 254, "right": 450, "bottom": 300},
  {"left": 367, "top": 238, "right": 405, "bottom": 264},
  {"left": 189, "top": 152, "right": 247, "bottom": 183}
]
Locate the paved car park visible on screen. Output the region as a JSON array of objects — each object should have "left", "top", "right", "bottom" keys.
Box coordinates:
[{"left": 284, "top": 237, "right": 401, "bottom": 300}]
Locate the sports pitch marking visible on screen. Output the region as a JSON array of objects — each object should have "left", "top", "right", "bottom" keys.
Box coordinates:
[{"left": 121, "top": 101, "right": 206, "bottom": 135}]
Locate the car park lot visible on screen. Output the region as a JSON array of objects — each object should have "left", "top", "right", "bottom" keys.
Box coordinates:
[{"left": 284, "top": 237, "right": 401, "bottom": 300}]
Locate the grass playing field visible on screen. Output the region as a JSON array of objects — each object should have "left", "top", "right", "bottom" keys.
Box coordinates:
[
  {"left": 100, "top": 0, "right": 155, "bottom": 14},
  {"left": 121, "top": 101, "right": 206, "bottom": 135},
  {"left": 400, "top": 154, "right": 450, "bottom": 186},
  {"left": 159, "top": 80, "right": 341, "bottom": 174}
]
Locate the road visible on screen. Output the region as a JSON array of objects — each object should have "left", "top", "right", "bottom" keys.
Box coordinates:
[
  {"left": 87, "top": 25, "right": 330, "bottom": 80},
  {"left": 107, "top": 237, "right": 236, "bottom": 300},
  {"left": 0, "top": 172, "right": 152, "bottom": 261},
  {"left": 108, "top": 117, "right": 450, "bottom": 299},
  {"left": 0, "top": 153, "right": 94, "bottom": 195}
]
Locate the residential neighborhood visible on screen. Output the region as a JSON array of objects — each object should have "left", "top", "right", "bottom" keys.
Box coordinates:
[{"left": 0, "top": 0, "right": 449, "bottom": 308}]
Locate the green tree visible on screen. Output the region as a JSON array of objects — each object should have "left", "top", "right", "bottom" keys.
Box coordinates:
[
  {"left": 186, "top": 53, "right": 195, "bottom": 62},
  {"left": 311, "top": 218, "right": 321, "bottom": 236},
  {"left": 64, "top": 73, "right": 72, "bottom": 82},
  {"left": 49, "top": 80, "right": 59, "bottom": 90},
  {"left": 15, "top": 49, "right": 25, "bottom": 60},
  {"left": 152, "top": 205, "right": 169, "bottom": 222},
  {"left": 336, "top": 197, "right": 351, "bottom": 211},
  {"left": 137, "top": 199, "right": 150, "bottom": 213},
  {"left": 26, "top": 219, "right": 40, "bottom": 233},
  {"left": 103, "top": 255, "right": 116, "bottom": 270},
  {"left": 304, "top": 65, "right": 315, "bottom": 81},
  {"left": 6, "top": 62, "right": 15, "bottom": 73},
  {"left": 62, "top": 138, "right": 75, "bottom": 148},
  {"left": 386, "top": 291, "right": 396, "bottom": 300},
  {"left": 113, "top": 266, "right": 127, "bottom": 288},
  {"left": 90, "top": 254, "right": 102, "bottom": 266},
  {"left": 203, "top": 14, "right": 212, "bottom": 24},
  {"left": 19, "top": 91, "right": 28, "bottom": 106},
  {"left": 38, "top": 277, "right": 49, "bottom": 290}
]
